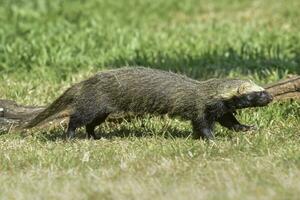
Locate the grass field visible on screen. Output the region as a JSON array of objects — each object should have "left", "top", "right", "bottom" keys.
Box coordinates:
[{"left": 1, "top": 0, "right": 300, "bottom": 199}]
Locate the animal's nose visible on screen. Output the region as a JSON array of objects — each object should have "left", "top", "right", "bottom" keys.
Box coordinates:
[
  {"left": 268, "top": 93, "right": 274, "bottom": 102},
  {"left": 260, "top": 91, "right": 273, "bottom": 102}
]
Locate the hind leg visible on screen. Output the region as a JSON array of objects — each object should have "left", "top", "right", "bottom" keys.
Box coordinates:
[
  {"left": 66, "top": 116, "right": 79, "bottom": 139},
  {"left": 86, "top": 113, "right": 109, "bottom": 139},
  {"left": 66, "top": 112, "right": 97, "bottom": 139}
]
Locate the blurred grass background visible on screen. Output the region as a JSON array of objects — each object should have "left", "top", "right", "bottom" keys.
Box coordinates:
[{"left": 0, "top": 0, "right": 300, "bottom": 199}]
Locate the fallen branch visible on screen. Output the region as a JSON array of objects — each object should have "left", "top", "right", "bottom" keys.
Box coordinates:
[
  {"left": 264, "top": 75, "right": 300, "bottom": 100},
  {"left": 0, "top": 99, "right": 44, "bottom": 132}
]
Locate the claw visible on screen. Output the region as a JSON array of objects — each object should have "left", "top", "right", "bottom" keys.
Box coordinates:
[
  {"left": 232, "top": 124, "right": 257, "bottom": 132},
  {"left": 240, "top": 124, "right": 257, "bottom": 132},
  {"left": 247, "top": 125, "right": 257, "bottom": 131}
]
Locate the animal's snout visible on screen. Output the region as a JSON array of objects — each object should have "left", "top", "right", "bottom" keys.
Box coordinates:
[
  {"left": 256, "top": 91, "right": 273, "bottom": 105},
  {"left": 261, "top": 91, "right": 273, "bottom": 102}
]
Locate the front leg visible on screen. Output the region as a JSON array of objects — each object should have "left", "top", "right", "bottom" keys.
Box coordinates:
[
  {"left": 217, "top": 112, "right": 256, "bottom": 132},
  {"left": 192, "top": 119, "right": 215, "bottom": 140}
]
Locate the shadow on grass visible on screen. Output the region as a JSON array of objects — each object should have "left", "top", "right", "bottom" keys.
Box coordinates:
[
  {"left": 104, "top": 45, "right": 300, "bottom": 79},
  {"left": 98, "top": 123, "right": 192, "bottom": 139},
  {"left": 21, "top": 120, "right": 192, "bottom": 142}
]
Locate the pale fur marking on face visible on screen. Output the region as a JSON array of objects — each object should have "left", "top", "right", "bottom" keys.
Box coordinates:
[
  {"left": 219, "top": 81, "right": 265, "bottom": 99},
  {"left": 238, "top": 81, "right": 265, "bottom": 95}
]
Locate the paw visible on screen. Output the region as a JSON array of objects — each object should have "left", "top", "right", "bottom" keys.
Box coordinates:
[
  {"left": 247, "top": 125, "right": 257, "bottom": 131},
  {"left": 242, "top": 125, "right": 257, "bottom": 132},
  {"left": 87, "top": 134, "right": 100, "bottom": 140},
  {"left": 193, "top": 128, "right": 215, "bottom": 140},
  {"left": 233, "top": 124, "right": 257, "bottom": 132}
]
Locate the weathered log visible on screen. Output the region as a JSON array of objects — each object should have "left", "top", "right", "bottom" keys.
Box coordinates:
[
  {"left": 264, "top": 75, "right": 300, "bottom": 101},
  {"left": 1, "top": 75, "right": 299, "bottom": 132},
  {"left": 0, "top": 99, "right": 44, "bottom": 132}
]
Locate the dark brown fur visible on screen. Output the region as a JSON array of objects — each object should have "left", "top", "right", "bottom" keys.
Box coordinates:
[{"left": 24, "top": 67, "right": 273, "bottom": 139}]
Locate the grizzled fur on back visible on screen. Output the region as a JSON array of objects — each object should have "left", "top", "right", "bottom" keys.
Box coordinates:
[
  {"left": 85, "top": 68, "right": 211, "bottom": 117},
  {"left": 25, "top": 67, "right": 273, "bottom": 139}
]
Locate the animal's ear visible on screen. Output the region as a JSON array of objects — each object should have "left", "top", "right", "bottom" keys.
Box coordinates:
[{"left": 237, "top": 83, "right": 249, "bottom": 95}]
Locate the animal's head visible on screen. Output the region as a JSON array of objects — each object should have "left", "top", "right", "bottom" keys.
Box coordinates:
[{"left": 214, "top": 79, "right": 273, "bottom": 109}]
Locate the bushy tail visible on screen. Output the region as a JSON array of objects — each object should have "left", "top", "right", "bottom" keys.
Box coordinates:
[{"left": 23, "top": 91, "right": 74, "bottom": 129}]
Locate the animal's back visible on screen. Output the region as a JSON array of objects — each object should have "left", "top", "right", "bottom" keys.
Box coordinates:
[{"left": 84, "top": 67, "right": 200, "bottom": 116}]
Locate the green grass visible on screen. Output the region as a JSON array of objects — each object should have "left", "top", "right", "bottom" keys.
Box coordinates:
[{"left": 1, "top": 0, "right": 300, "bottom": 199}]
